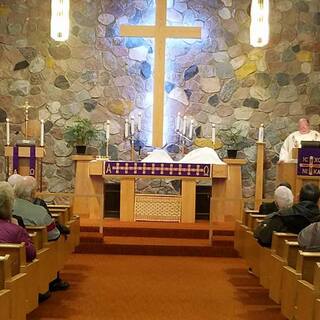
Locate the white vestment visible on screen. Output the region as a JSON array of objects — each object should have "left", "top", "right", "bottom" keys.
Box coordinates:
[{"left": 279, "top": 130, "right": 320, "bottom": 162}]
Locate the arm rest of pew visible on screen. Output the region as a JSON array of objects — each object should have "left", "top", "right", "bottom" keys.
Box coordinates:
[
  {"left": 271, "top": 233, "right": 298, "bottom": 256},
  {"left": 248, "top": 214, "right": 267, "bottom": 230},
  {"left": 284, "top": 241, "right": 300, "bottom": 269},
  {"left": 0, "top": 244, "right": 26, "bottom": 276}
]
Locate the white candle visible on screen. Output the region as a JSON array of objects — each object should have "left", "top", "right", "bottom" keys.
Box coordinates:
[
  {"left": 40, "top": 119, "right": 44, "bottom": 147},
  {"left": 106, "top": 120, "right": 110, "bottom": 141},
  {"left": 130, "top": 115, "right": 135, "bottom": 136},
  {"left": 124, "top": 119, "right": 129, "bottom": 138},
  {"left": 189, "top": 119, "right": 193, "bottom": 139},
  {"left": 137, "top": 113, "right": 142, "bottom": 132},
  {"left": 6, "top": 118, "right": 10, "bottom": 146},
  {"left": 182, "top": 116, "right": 187, "bottom": 136},
  {"left": 176, "top": 112, "right": 181, "bottom": 132},
  {"left": 258, "top": 123, "right": 264, "bottom": 142},
  {"left": 211, "top": 124, "right": 216, "bottom": 143}
]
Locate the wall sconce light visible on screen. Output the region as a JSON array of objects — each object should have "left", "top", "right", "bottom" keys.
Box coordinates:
[
  {"left": 250, "top": 0, "right": 269, "bottom": 47},
  {"left": 50, "top": 0, "right": 70, "bottom": 41}
]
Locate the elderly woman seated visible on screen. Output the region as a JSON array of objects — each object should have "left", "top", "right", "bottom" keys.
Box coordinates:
[
  {"left": 13, "top": 176, "right": 69, "bottom": 291},
  {"left": 13, "top": 176, "right": 60, "bottom": 241},
  {"left": 0, "top": 182, "right": 36, "bottom": 262}
]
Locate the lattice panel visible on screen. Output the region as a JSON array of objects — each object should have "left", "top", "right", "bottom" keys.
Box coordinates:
[{"left": 134, "top": 194, "right": 181, "bottom": 222}]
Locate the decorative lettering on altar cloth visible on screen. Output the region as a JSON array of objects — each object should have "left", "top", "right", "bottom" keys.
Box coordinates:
[
  {"left": 104, "top": 161, "right": 212, "bottom": 178},
  {"left": 297, "top": 148, "right": 320, "bottom": 176}
]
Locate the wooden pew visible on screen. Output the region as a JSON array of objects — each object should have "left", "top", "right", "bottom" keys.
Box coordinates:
[
  {"left": 296, "top": 260, "right": 320, "bottom": 320},
  {"left": 47, "top": 204, "right": 72, "bottom": 222},
  {"left": 234, "top": 209, "right": 259, "bottom": 257},
  {"left": 0, "top": 244, "right": 28, "bottom": 320},
  {"left": 243, "top": 214, "right": 266, "bottom": 277},
  {"left": 0, "top": 255, "right": 12, "bottom": 320},
  {"left": 26, "top": 226, "right": 57, "bottom": 293},
  {"left": 315, "top": 298, "right": 320, "bottom": 320},
  {"left": 281, "top": 247, "right": 320, "bottom": 319},
  {"left": 268, "top": 232, "right": 298, "bottom": 303}
]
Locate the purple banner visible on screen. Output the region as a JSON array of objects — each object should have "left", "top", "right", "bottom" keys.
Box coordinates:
[
  {"left": 297, "top": 148, "right": 320, "bottom": 176},
  {"left": 13, "top": 145, "right": 19, "bottom": 174},
  {"left": 104, "top": 161, "right": 212, "bottom": 178},
  {"left": 29, "top": 145, "right": 36, "bottom": 177},
  {"left": 12, "top": 145, "right": 37, "bottom": 176}
]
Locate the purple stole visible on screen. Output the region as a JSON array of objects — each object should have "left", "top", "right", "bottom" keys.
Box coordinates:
[{"left": 13, "top": 145, "right": 36, "bottom": 177}]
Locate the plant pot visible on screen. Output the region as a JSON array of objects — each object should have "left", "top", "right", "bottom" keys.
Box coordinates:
[
  {"left": 227, "top": 149, "right": 238, "bottom": 159},
  {"left": 76, "top": 145, "right": 87, "bottom": 154}
]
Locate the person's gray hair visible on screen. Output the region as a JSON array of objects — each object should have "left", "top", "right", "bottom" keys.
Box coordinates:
[
  {"left": 274, "top": 186, "right": 294, "bottom": 209},
  {"left": 7, "top": 173, "right": 24, "bottom": 187},
  {"left": 14, "top": 176, "right": 37, "bottom": 201},
  {"left": 0, "top": 182, "right": 14, "bottom": 220}
]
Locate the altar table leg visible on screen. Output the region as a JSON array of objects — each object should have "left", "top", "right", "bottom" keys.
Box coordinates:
[
  {"left": 181, "top": 180, "right": 196, "bottom": 223},
  {"left": 120, "top": 178, "right": 135, "bottom": 222}
]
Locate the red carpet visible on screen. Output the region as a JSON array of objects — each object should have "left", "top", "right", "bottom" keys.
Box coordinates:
[{"left": 27, "top": 254, "right": 286, "bottom": 320}]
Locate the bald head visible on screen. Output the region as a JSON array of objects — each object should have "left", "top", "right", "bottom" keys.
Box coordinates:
[{"left": 298, "top": 118, "right": 310, "bottom": 134}]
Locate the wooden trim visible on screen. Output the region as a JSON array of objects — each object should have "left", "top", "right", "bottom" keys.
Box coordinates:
[
  {"left": 71, "top": 155, "right": 95, "bottom": 161},
  {"left": 4, "top": 146, "right": 44, "bottom": 158}
]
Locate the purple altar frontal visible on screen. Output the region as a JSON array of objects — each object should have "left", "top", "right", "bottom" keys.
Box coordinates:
[
  {"left": 297, "top": 148, "right": 320, "bottom": 176},
  {"left": 104, "top": 161, "right": 214, "bottom": 178}
]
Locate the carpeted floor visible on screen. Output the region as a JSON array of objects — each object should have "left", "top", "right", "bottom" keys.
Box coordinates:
[{"left": 27, "top": 254, "right": 286, "bottom": 320}]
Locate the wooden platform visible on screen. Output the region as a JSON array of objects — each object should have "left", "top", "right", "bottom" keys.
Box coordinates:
[{"left": 77, "top": 219, "right": 237, "bottom": 257}]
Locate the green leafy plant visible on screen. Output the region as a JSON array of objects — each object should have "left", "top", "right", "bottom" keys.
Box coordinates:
[
  {"left": 218, "top": 127, "right": 248, "bottom": 150},
  {"left": 63, "top": 118, "right": 99, "bottom": 147}
]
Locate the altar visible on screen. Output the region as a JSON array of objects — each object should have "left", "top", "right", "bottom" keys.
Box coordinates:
[{"left": 72, "top": 156, "right": 246, "bottom": 223}]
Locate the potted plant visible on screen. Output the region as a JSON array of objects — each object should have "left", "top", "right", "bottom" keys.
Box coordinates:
[
  {"left": 63, "top": 118, "right": 99, "bottom": 154},
  {"left": 218, "top": 127, "right": 248, "bottom": 158}
]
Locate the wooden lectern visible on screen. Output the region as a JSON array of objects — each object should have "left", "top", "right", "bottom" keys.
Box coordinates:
[
  {"left": 277, "top": 147, "right": 320, "bottom": 200},
  {"left": 4, "top": 146, "right": 44, "bottom": 185}
]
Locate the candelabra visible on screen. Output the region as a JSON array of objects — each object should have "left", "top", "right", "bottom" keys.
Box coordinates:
[
  {"left": 175, "top": 113, "right": 194, "bottom": 154},
  {"left": 124, "top": 113, "right": 142, "bottom": 161}
]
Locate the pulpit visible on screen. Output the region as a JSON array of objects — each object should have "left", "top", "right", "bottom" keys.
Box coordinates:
[
  {"left": 4, "top": 146, "right": 44, "bottom": 184},
  {"left": 277, "top": 147, "right": 320, "bottom": 200}
]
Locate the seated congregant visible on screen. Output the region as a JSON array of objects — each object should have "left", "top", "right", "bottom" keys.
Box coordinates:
[
  {"left": 298, "top": 221, "right": 320, "bottom": 251},
  {"left": 13, "top": 176, "right": 60, "bottom": 241},
  {"left": 0, "top": 182, "right": 36, "bottom": 262},
  {"left": 254, "top": 183, "right": 320, "bottom": 247},
  {"left": 279, "top": 118, "right": 320, "bottom": 162},
  {"left": 259, "top": 182, "right": 293, "bottom": 215},
  {"left": 13, "top": 176, "right": 69, "bottom": 291}
]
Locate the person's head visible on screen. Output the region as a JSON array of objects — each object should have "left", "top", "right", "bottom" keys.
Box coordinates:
[
  {"left": 14, "top": 176, "right": 37, "bottom": 201},
  {"left": 298, "top": 118, "right": 310, "bottom": 134},
  {"left": 7, "top": 174, "right": 24, "bottom": 188},
  {"left": 277, "top": 181, "right": 292, "bottom": 190},
  {"left": 0, "top": 182, "right": 14, "bottom": 220},
  {"left": 274, "top": 186, "right": 294, "bottom": 209},
  {"left": 299, "top": 183, "right": 320, "bottom": 203}
]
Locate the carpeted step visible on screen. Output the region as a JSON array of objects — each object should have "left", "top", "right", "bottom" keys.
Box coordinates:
[
  {"left": 80, "top": 232, "right": 104, "bottom": 243},
  {"left": 76, "top": 235, "right": 238, "bottom": 257}
]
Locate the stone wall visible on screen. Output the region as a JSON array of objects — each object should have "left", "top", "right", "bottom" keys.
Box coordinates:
[{"left": 0, "top": 0, "right": 319, "bottom": 206}]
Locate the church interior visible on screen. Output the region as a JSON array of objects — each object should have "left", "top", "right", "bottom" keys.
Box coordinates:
[{"left": 0, "top": 0, "right": 320, "bottom": 319}]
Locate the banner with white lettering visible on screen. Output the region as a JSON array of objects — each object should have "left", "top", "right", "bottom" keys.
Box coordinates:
[{"left": 297, "top": 148, "right": 320, "bottom": 176}]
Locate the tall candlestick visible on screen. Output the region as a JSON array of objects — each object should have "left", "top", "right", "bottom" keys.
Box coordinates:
[
  {"left": 188, "top": 119, "right": 194, "bottom": 139},
  {"left": 176, "top": 112, "right": 181, "bottom": 132},
  {"left": 6, "top": 118, "right": 10, "bottom": 146},
  {"left": 182, "top": 116, "right": 187, "bottom": 136},
  {"left": 106, "top": 120, "right": 110, "bottom": 141},
  {"left": 258, "top": 123, "right": 264, "bottom": 142},
  {"left": 124, "top": 119, "right": 129, "bottom": 138},
  {"left": 40, "top": 119, "right": 44, "bottom": 146},
  {"left": 137, "top": 113, "right": 142, "bottom": 132},
  {"left": 130, "top": 116, "right": 135, "bottom": 136},
  {"left": 211, "top": 124, "right": 216, "bottom": 143}
]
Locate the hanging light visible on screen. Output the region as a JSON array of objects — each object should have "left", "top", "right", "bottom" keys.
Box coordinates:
[
  {"left": 50, "top": 0, "right": 70, "bottom": 41},
  {"left": 250, "top": 0, "right": 269, "bottom": 47}
]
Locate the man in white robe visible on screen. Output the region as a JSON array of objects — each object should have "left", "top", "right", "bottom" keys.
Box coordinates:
[{"left": 279, "top": 118, "right": 320, "bottom": 162}]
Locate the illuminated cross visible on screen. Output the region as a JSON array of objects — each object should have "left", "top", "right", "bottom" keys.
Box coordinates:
[{"left": 120, "top": 0, "right": 201, "bottom": 147}]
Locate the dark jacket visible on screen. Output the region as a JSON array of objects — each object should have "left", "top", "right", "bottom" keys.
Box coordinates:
[
  {"left": 254, "top": 201, "right": 320, "bottom": 247},
  {"left": 259, "top": 201, "right": 278, "bottom": 215}
]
